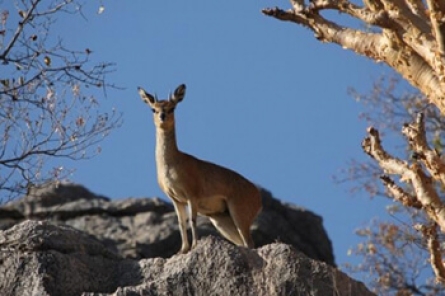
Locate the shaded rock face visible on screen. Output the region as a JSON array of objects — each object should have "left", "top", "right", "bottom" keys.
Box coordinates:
[
  {"left": 0, "top": 183, "right": 335, "bottom": 266},
  {"left": 0, "top": 220, "right": 375, "bottom": 296}
]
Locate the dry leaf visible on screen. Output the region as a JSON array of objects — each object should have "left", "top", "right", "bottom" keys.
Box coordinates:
[{"left": 44, "top": 56, "right": 51, "bottom": 66}]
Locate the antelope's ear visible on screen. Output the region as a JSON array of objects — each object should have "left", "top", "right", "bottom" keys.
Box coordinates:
[
  {"left": 170, "top": 84, "right": 186, "bottom": 104},
  {"left": 138, "top": 87, "right": 156, "bottom": 106}
]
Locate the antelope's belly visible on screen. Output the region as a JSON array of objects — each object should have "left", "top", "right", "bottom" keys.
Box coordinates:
[{"left": 197, "top": 195, "right": 227, "bottom": 215}]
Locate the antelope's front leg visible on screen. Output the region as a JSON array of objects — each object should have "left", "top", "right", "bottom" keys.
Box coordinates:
[
  {"left": 188, "top": 199, "right": 198, "bottom": 249},
  {"left": 173, "top": 201, "right": 190, "bottom": 254}
]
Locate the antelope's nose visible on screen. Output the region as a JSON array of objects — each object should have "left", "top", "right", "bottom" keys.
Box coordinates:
[{"left": 160, "top": 112, "right": 166, "bottom": 122}]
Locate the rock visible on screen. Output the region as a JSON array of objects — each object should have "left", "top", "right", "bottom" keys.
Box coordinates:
[
  {"left": 0, "top": 220, "right": 138, "bottom": 296},
  {"left": 0, "top": 183, "right": 335, "bottom": 266},
  {"left": 255, "top": 188, "right": 334, "bottom": 266},
  {"left": 0, "top": 220, "right": 375, "bottom": 296}
]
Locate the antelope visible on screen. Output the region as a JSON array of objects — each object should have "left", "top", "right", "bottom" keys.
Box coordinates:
[{"left": 138, "top": 84, "right": 262, "bottom": 254}]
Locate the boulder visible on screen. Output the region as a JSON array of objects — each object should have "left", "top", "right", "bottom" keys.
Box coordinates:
[
  {"left": 0, "top": 220, "right": 374, "bottom": 296},
  {"left": 0, "top": 183, "right": 334, "bottom": 266}
]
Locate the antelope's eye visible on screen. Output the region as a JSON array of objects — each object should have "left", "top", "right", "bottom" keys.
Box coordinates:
[
  {"left": 151, "top": 108, "right": 156, "bottom": 113},
  {"left": 167, "top": 108, "right": 175, "bottom": 114}
]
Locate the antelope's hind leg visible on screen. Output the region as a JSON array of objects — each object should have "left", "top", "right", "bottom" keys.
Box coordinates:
[
  {"left": 227, "top": 199, "right": 257, "bottom": 248},
  {"left": 208, "top": 214, "right": 245, "bottom": 246}
]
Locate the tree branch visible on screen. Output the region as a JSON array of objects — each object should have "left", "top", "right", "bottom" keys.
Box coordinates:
[
  {"left": 262, "top": 0, "right": 445, "bottom": 116},
  {"left": 417, "top": 224, "right": 445, "bottom": 284},
  {"left": 405, "top": 0, "right": 428, "bottom": 19},
  {"left": 0, "top": 0, "right": 40, "bottom": 60},
  {"left": 426, "top": 0, "right": 445, "bottom": 56},
  {"left": 401, "top": 113, "right": 445, "bottom": 185},
  {"left": 379, "top": 175, "right": 422, "bottom": 209},
  {"left": 380, "top": 0, "right": 429, "bottom": 33},
  {"left": 362, "top": 126, "right": 445, "bottom": 232},
  {"left": 362, "top": 127, "right": 409, "bottom": 176}
]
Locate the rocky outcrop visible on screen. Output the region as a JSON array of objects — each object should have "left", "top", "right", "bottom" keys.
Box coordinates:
[
  {"left": 0, "top": 182, "right": 335, "bottom": 266},
  {"left": 0, "top": 220, "right": 374, "bottom": 296}
]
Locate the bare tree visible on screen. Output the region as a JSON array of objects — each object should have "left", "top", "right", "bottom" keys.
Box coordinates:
[
  {"left": 339, "top": 75, "right": 444, "bottom": 295},
  {"left": 0, "top": 0, "right": 121, "bottom": 202},
  {"left": 263, "top": 0, "right": 445, "bottom": 285}
]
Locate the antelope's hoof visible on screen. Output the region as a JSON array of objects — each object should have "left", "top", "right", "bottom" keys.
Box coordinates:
[
  {"left": 177, "top": 246, "right": 190, "bottom": 255},
  {"left": 191, "top": 242, "right": 198, "bottom": 250}
]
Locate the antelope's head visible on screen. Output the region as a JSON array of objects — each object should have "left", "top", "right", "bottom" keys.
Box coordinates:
[{"left": 138, "top": 84, "right": 186, "bottom": 130}]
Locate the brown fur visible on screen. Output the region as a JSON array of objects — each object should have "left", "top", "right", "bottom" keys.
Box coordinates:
[{"left": 138, "top": 84, "right": 262, "bottom": 254}]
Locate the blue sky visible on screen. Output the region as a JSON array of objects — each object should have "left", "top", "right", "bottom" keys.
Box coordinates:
[{"left": 4, "top": 0, "right": 399, "bottom": 282}]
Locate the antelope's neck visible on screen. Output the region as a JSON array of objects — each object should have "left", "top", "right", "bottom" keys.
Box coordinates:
[{"left": 155, "top": 128, "right": 180, "bottom": 165}]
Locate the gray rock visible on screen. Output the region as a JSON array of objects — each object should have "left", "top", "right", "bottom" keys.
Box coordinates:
[
  {"left": 0, "top": 220, "right": 374, "bottom": 296},
  {"left": 0, "top": 183, "right": 334, "bottom": 266},
  {"left": 0, "top": 220, "right": 139, "bottom": 296}
]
